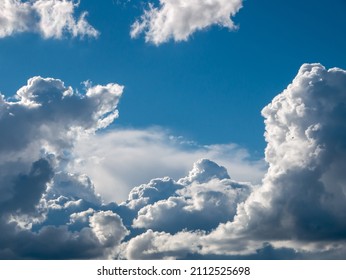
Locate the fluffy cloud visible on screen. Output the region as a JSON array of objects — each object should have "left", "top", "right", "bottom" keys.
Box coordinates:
[
  {"left": 0, "top": 76, "right": 125, "bottom": 259},
  {"left": 187, "top": 64, "right": 346, "bottom": 257},
  {"left": 233, "top": 63, "right": 346, "bottom": 245},
  {"left": 2, "top": 63, "right": 346, "bottom": 260},
  {"left": 1, "top": 74, "right": 257, "bottom": 259},
  {"left": 120, "top": 229, "right": 202, "bottom": 260},
  {"left": 90, "top": 211, "right": 129, "bottom": 247},
  {"left": 0, "top": 210, "right": 128, "bottom": 259},
  {"left": 0, "top": 76, "right": 122, "bottom": 167},
  {"left": 0, "top": 0, "right": 98, "bottom": 39},
  {"left": 131, "top": 159, "right": 252, "bottom": 233},
  {"left": 120, "top": 63, "right": 346, "bottom": 259},
  {"left": 130, "top": 0, "right": 243, "bottom": 45},
  {"left": 72, "top": 129, "right": 265, "bottom": 203}
]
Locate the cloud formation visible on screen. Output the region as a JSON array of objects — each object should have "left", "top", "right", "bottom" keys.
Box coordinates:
[
  {"left": 0, "top": 76, "right": 124, "bottom": 259},
  {"left": 72, "top": 128, "right": 265, "bottom": 203},
  {"left": 0, "top": 0, "right": 98, "bottom": 39},
  {"left": 2, "top": 63, "right": 346, "bottom": 259},
  {"left": 131, "top": 159, "right": 252, "bottom": 233},
  {"left": 130, "top": 0, "right": 243, "bottom": 45},
  {"left": 120, "top": 63, "right": 346, "bottom": 259}
]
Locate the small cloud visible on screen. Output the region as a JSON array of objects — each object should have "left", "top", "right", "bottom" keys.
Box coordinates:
[
  {"left": 0, "top": 0, "right": 99, "bottom": 39},
  {"left": 130, "top": 0, "right": 243, "bottom": 45}
]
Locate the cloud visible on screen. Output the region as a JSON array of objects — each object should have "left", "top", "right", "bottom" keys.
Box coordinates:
[
  {"left": 90, "top": 210, "right": 129, "bottom": 247},
  {"left": 0, "top": 0, "right": 98, "bottom": 39},
  {"left": 120, "top": 63, "right": 346, "bottom": 259},
  {"left": 0, "top": 76, "right": 125, "bottom": 259},
  {"left": 0, "top": 210, "right": 128, "bottom": 259},
  {"left": 0, "top": 74, "right": 260, "bottom": 259},
  {"left": 0, "top": 76, "right": 123, "bottom": 171},
  {"left": 72, "top": 128, "right": 265, "bottom": 203},
  {"left": 119, "top": 229, "right": 202, "bottom": 260},
  {"left": 2, "top": 63, "right": 346, "bottom": 259},
  {"left": 130, "top": 0, "right": 243, "bottom": 45},
  {"left": 46, "top": 172, "right": 102, "bottom": 206},
  {"left": 131, "top": 159, "right": 252, "bottom": 233}
]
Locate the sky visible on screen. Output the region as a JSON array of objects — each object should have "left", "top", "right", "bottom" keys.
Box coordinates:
[{"left": 0, "top": 0, "right": 346, "bottom": 259}]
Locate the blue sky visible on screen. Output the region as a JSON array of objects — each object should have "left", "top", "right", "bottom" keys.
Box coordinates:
[
  {"left": 1, "top": 0, "right": 345, "bottom": 155},
  {"left": 1, "top": 0, "right": 346, "bottom": 260}
]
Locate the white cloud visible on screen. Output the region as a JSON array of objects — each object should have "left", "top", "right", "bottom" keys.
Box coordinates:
[
  {"left": 0, "top": 0, "right": 98, "bottom": 39},
  {"left": 90, "top": 210, "right": 129, "bottom": 247},
  {"left": 121, "top": 63, "right": 346, "bottom": 259},
  {"left": 46, "top": 172, "right": 102, "bottom": 205},
  {"left": 0, "top": 76, "right": 123, "bottom": 168},
  {"left": 69, "top": 208, "right": 94, "bottom": 224},
  {"left": 0, "top": 76, "right": 124, "bottom": 259},
  {"left": 130, "top": 0, "right": 243, "bottom": 45},
  {"left": 72, "top": 128, "right": 265, "bottom": 203},
  {"left": 0, "top": 0, "right": 32, "bottom": 37},
  {"left": 3, "top": 63, "right": 346, "bottom": 259},
  {"left": 119, "top": 229, "right": 202, "bottom": 260},
  {"left": 132, "top": 160, "right": 252, "bottom": 233}
]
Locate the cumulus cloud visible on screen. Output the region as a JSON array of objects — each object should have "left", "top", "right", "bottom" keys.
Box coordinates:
[
  {"left": 120, "top": 229, "right": 202, "bottom": 260},
  {"left": 90, "top": 211, "right": 129, "bottom": 247},
  {"left": 0, "top": 74, "right": 259, "bottom": 259},
  {"left": 0, "top": 76, "right": 122, "bottom": 168},
  {"left": 130, "top": 0, "right": 243, "bottom": 45},
  {"left": 0, "top": 76, "right": 125, "bottom": 259},
  {"left": 0, "top": 0, "right": 98, "bottom": 39},
  {"left": 72, "top": 129, "right": 265, "bottom": 203},
  {"left": 3, "top": 63, "right": 346, "bottom": 260},
  {"left": 131, "top": 159, "right": 252, "bottom": 233},
  {"left": 46, "top": 172, "right": 102, "bottom": 205},
  {"left": 227, "top": 63, "right": 346, "bottom": 247},
  {"left": 120, "top": 63, "right": 346, "bottom": 259}
]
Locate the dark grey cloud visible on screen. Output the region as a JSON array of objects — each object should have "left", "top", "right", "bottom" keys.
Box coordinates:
[{"left": 1, "top": 159, "right": 53, "bottom": 214}]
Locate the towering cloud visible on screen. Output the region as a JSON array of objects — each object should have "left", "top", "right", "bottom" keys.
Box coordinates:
[
  {"left": 0, "top": 0, "right": 98, "bottom": 39},
  {"left": 130, "top": 0, "right": 243, "bottom": 45},
  {"left": 2, "top": 63, "right": 346, "bottom": 259},
  {"left": 121, "top": 64, "right": 346, "bottom": 259}
]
